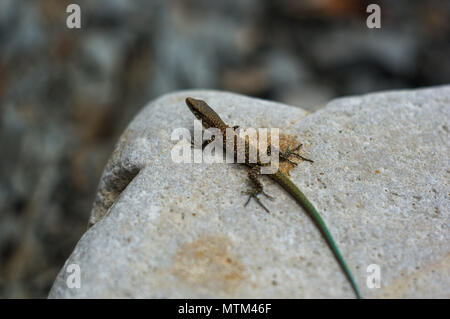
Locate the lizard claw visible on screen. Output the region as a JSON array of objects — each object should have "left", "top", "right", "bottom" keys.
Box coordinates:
[
  {"left": 242, "top": 189, "right": 271, "bottom": 213},
  {"left": 262, "top": 191, "right": 274, "bottom": 201},
  {"left": 285, "top": 159, "right": 298, "bottom": 166},
  {"left": 294, "top": 154, "right": 314, "bottom": 163},
  {"left": 280, "top": 143, "right": 314, "bottom": 164}
]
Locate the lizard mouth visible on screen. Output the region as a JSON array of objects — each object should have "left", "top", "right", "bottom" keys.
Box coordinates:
[
  {"left": 192, "top": 110, "right": 202, "bottom": 120},
  {"left": 190, "top": 108, "right": 205, "bottom": 123}
]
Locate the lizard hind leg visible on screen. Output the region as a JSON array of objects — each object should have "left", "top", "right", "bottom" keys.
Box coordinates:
[
  {"left": 242, "top": 165, "right": 273, "bottom": 213},
  {"left": 279, "top": 143, "right": 314, "bottom": 164}
]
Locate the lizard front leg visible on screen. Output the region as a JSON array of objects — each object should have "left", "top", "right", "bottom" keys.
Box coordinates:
[
  {"left": 193, "top": 125, "right": 238, "bottom": 149},
  {"left": 243, "top": 165, "right": 274, "bottom": 213},
  {"left": 191, "top": 135, "right": 215, "bottom": 149}
]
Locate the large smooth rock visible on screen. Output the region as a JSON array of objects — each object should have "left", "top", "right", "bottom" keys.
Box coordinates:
[{"left": 49, "top": 87, "right": 449, "bottom": 298}]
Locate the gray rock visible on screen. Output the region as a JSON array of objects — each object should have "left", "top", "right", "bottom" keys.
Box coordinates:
[{"left": 49, "top": 87, "right": 449, "bottom": 298}]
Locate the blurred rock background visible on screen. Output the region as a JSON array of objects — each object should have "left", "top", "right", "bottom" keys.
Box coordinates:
[{"left": 0, "top": 0, "right": 448, "bottom": 298}]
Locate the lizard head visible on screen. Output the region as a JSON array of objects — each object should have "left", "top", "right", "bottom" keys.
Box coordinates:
[{"left": 185, "top": 97, "right": 226, "bottom": 129}]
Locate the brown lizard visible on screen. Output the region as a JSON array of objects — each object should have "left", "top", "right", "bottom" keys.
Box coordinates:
[{"left": 185, "top": 97, "right": 362, "bottom": 298}]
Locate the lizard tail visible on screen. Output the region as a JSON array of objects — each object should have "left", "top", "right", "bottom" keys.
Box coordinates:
[{"left": 272, "top": 170, "right": 362, "bottom": 299}]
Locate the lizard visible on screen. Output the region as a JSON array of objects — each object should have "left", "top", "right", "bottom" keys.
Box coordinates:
[{"left": 185, "top": 97, "right": 362, "bottom": 299}]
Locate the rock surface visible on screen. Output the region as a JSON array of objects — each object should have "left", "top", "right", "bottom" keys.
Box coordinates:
[{"left": 49, "top": 87, "right": 449, "bottom": 298}]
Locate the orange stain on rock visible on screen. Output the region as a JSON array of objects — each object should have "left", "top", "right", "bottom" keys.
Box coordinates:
[{"left": 171, "top": 235, "right": 246, "bottom": 294}]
